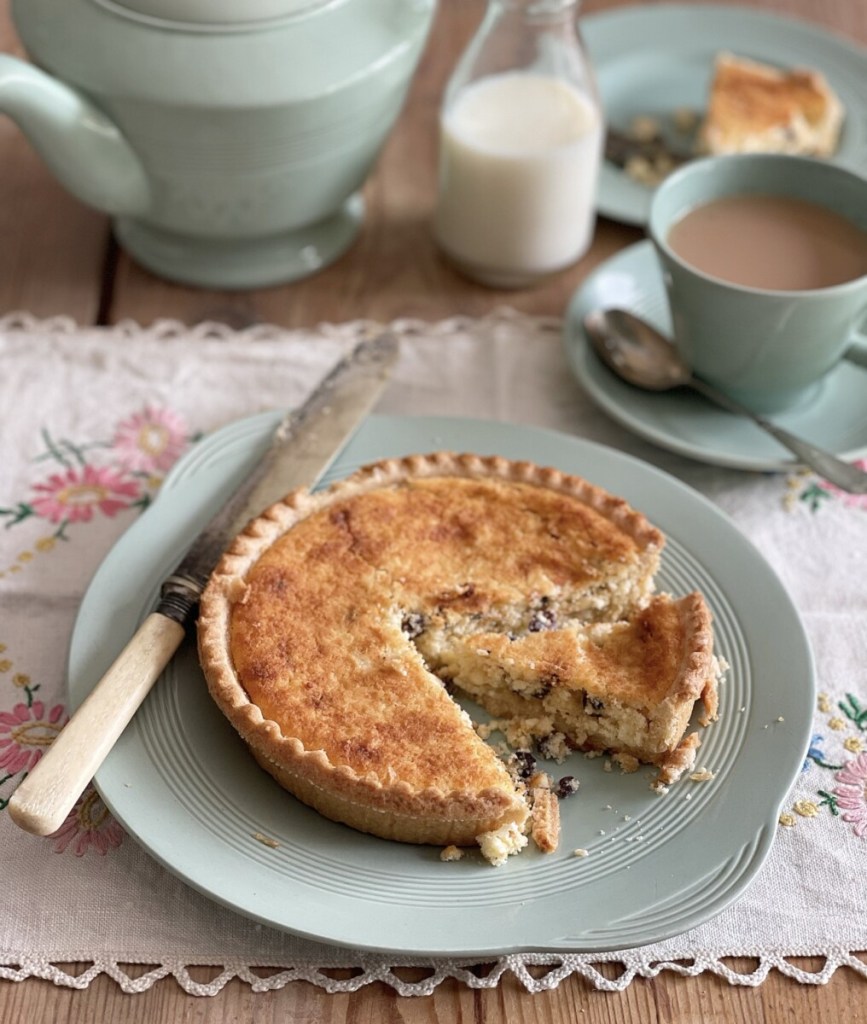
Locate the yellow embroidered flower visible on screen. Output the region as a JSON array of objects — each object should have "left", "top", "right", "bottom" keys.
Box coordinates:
[
  {"left": 35, "top": 536, "right": 56, "bottom": 552},
  {"left": 12, "top": 673, "right": 30, "bottom": 688},
  {"left": 828, "top": 717, "right": 846, "bottom": 731},
  {"left": 844, "top": 737, "right": 864, "bottom": 754},
  {"left": 793, "top": 800, "right": 819, "bottom": 818},
  {"left": 778, "top": 813, "right": 796, "bottom": 827},
  {"left": 0, "top": 659, "right": 12, "bottom": 673},
  {"left": 817, "top": 693, "right": 831, "bottom": 713},
  {"left": 17, "top": 551, "right": 33, "bottom": 563}
]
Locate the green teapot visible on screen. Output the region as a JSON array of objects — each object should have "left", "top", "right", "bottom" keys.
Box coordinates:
[{"left": 1, "top": 0, "right": 436, "bottom": 287}]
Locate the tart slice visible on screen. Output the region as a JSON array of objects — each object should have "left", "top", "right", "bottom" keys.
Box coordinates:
[
  {"left": 197, "top": 452, "right": 714, "bottom": 861},
  {"left": 698, "top": 52, "right": 844, "bottom": 157},
  {"left": 423, "top": 592, "right": 718, "bottom": 789}
]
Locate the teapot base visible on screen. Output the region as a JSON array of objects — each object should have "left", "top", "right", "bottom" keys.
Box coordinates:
[{"left": 114, "top": 195, "right": 363, "bottom": 289}]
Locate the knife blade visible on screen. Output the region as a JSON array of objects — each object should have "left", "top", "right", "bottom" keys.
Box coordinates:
[{"left": 8, "top": 330, "right": 399, "bottom": 837}]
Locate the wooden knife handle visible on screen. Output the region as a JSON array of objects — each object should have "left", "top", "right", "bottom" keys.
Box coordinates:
[{"left": 7, "top": 613, "right": 186, "bottom": 836}]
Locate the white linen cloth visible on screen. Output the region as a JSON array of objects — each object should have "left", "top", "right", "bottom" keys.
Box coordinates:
[{"left": 0, "top": 310, "right": 864, "bottom": 995}]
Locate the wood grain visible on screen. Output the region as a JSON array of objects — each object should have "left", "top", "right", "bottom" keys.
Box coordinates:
[
  {"left": 0, "top": 0, "right": 865, "bottom": 1019},
  {"left": 0, "top": 6, "right": 107, "bottom": 322}
]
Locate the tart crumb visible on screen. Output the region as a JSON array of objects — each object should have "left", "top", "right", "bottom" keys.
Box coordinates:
[
  {"left": 251, "top": 832, "right": 280, "bottom": 849},
  {"left": 673, "top": 107, "right": 699, "bottom": 133},
  {"left": 555, "top": 775, "right": 580, "bottom": 799},
  {"left": 689, "top": 766, "right": 716, "bottom": 782},
  {"left": 573, "top": 848, "right": 589, "bottom": 858},
  {"left": 613, "top": 753, "right": 640, "bottom": 774},
  {"left": 477, "top": 822, "right": 529, "bottom": 867},
  {"left": 440, "top": 845, "right": 464, "bottom": 862},
  {"left": 630, "top": 115, "right": 661, "bottom": 141},
  {"left": 529, "top": 784, "right": 560, "bottom": 854}
]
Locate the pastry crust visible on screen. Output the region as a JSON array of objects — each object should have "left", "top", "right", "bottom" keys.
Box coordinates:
[{"left": 197, "top": 452, "right": 716, "bottom": 858}]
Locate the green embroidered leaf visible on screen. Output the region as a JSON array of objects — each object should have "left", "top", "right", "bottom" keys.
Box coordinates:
[
  {"left": 0, "top": 503, "right": 34, "bottom": 528},
  {"left": 33, "top": 430, "right": 110, "bottom": 469},
  {"left": 809, "top": 755, "right": 844, "bottom": 771},
  {"left": 839, "top": 693, "right": 867, "bottom": 731},
  {"left": 799, "top": 483, "right": 831, "bottom": 512},
  {"left": 817, "top": 790, "right": 840, "bottom": 816}
]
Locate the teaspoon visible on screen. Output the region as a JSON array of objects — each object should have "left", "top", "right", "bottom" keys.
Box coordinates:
[{"left": 583, "top": 308, "right": 867, "bottom": 494}]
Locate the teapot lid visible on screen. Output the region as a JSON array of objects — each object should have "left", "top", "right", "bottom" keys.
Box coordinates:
[{"left": 98, "top": 0, "right": 336, "bottom": 26}]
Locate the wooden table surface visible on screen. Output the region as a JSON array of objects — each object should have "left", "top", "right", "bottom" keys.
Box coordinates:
[{"left": 1, "top": 0, "right": 865, "bottom": 1020}]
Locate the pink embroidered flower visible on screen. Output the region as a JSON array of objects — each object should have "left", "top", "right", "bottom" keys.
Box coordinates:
[
  {"left": 51, "top": 788, "right": 124, "bottom": 856},
  {"left": 113, "top": 406, "right": 188, "bottom": 474},
  {"left": 834, "top": 752, "right": 867, "bottom": 837},
  {"left": 823, "top": 459, "right": 867, "bottom": 509},
  {"left": 30, "top": 464, "right": 140, "bottom": 524},
  {"left": 0, "top": 701, "right": 67, "bottom": 774}
]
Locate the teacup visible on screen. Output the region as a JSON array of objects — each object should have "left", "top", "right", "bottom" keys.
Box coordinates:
[{"left": 648, "top": 154, "right": 867, "bottom": 412}]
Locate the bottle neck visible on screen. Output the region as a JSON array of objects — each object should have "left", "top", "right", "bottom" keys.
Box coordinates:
[
  {"left": 496, "top": 0, "right": 580, "bottom": 14},
  {"left": 491, "top": 0, "right": 581, "bottom": 31}
]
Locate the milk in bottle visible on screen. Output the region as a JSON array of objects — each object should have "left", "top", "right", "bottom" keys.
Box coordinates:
[{"left": 434, "top": 0, "right": 602, "bottom": 288}]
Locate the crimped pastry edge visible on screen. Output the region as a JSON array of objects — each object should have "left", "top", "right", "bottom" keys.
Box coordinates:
[
  {"left": 197, "top": 452, "right": 666, "bottom": 845},
  {"left": 653, "top": 590, "right": 719, "bottom": 740}
]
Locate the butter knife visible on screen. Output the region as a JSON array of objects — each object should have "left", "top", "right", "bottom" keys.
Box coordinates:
[{"left": 8, "top": 330, "right": 399, "bottom": 836}]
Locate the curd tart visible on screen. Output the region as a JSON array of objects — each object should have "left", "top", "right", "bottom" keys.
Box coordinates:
[{"left": 197, "top": 453, "right": 720, "bottom": 863}]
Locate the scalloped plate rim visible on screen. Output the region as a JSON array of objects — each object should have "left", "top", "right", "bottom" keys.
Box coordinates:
[{"left": 67, "top": 414, "right": 815, "bottom": 956}]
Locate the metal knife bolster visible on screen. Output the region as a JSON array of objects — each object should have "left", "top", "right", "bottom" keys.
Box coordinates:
[
  {"left": 157, "top": 573, "right": 209, "bottom": 626},
  {"left": 154, "top": 329, "right": 400, "bottom": 627}
]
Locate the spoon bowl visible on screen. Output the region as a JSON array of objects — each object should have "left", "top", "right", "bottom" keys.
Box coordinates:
[
  {"left": 582, "top": 308, "right": 867, "bottom": 494},
  {"left": 583, "top": 308, "right": 690, "bottom": 391}
]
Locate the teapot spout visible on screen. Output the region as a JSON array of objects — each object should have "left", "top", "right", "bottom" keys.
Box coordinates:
[{"left": 0, "top": 55, "right": 149, "bottom": 217}]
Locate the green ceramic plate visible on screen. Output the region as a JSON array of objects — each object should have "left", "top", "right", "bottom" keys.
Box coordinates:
[
  {"left": 68, "top": 415, "right": 814, "bottom": 955},
  {"left": 582, "top": 3, "right": 867, "bottom": 225},
  {"left": 564, "top": 240, "right": 867, "bottom": 471}
]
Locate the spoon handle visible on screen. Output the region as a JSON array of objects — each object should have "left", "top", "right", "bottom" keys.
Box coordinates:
[{"left": 688, "top": 377, "right": 867, "bottom": 494}]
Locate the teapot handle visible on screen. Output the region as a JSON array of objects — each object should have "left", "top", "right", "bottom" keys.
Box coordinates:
[
  {"left": 845, "top": 327, "right": 867, "bottom": 371},
  {"left": 0, "top": 54, "right": 149, "bottom": 217}
]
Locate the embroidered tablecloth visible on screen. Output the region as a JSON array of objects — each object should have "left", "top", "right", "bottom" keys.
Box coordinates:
[{"left": 0, "top": 311, "right": 865, "bottom": 995}]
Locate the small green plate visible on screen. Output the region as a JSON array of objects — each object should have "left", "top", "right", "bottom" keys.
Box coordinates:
[
  {"left": 564, "top": 240, "right": 867, "bottom": 471},
  {"left": 582, "top": 3, "right": 867, "bottom": 225},
  {"left": 68, "top": 415, "right": 814, "bottom": 955}
]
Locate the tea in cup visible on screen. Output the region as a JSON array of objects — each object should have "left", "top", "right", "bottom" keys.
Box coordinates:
[{"left": 648, "top": 154, "right": 867, "bottom": 412}]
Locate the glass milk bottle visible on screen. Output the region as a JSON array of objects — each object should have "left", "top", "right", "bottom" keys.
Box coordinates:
[{"left": 434, "top": 0, "right": 603, "bottom": 288}]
